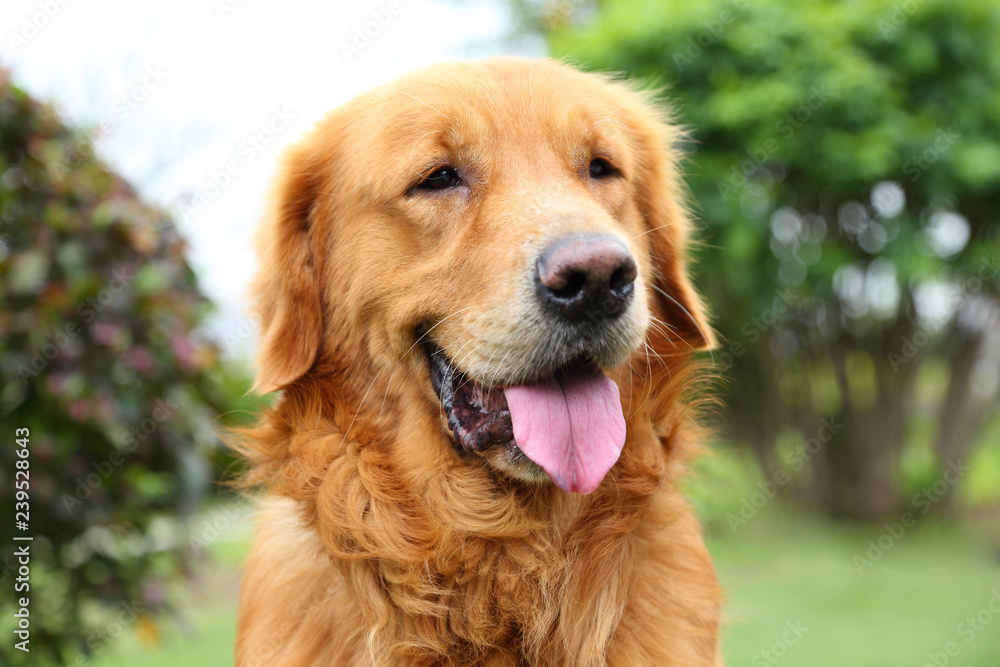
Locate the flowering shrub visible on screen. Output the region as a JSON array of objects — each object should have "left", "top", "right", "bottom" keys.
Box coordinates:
[{"left": 0, "top": 71, "right": 244, "bottom": 664}]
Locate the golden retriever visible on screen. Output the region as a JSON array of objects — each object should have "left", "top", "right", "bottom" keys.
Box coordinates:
[{"left": 233, "top": 57, "right": 723, "bottom": 666}]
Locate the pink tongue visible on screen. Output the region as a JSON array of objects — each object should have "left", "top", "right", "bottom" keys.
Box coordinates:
[{"left": 504, "top": 365, "right": 626, "bottom": 494}]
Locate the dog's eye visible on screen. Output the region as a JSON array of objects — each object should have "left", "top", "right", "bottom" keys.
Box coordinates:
[
  {"left": 588, "top": 157, "right": 618, "bottom": 179},
  {"left": 418, "top": 166, "right": 462, "bottom": 191}
]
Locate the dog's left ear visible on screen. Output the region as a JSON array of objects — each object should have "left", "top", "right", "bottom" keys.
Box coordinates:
[{"left": 627, "top": 99, "right": 717, "bottom": 351}]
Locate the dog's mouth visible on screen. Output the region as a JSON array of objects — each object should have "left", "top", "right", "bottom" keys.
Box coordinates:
[{"left": 422, "top": 338, "right": 627, "bottom": 494}]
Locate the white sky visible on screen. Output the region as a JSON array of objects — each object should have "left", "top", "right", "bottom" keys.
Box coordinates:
[{"left": 1, "top": 0, "right": 544, "bottom": 359}]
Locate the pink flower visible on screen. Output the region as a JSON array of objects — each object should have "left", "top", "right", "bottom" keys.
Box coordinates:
[
  {"left": 126, "top": 346, "right": 156, "bottom": 374},
  {"left": 91, "top": 322, "right": 121, "bottom": 346}
]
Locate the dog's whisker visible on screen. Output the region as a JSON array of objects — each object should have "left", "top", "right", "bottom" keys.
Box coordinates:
[
  {"left": 391, "top": 89, "right": 451, "bottom": 119},
  {"left": 341, "top": 366, "right": 386, "bottom": 443},
  {"left": 409, "top": 306, "right": 478, "bottom": 354},
  {"left": 651, "top": 284, "right": 714, "bottom": 365},
  {"left": 646, "top": 314, "right": 684, "bottom": 354},
  {"left": 642, "top": 339, "right": 668, "bottom": 368},
  {"left": 647, "top": 318, "right": 681, "bottom": 351},
  {"left": 378, "top": 365, "right": 400, "bottom": 414},
  {"left": 465, "top": 243, "right": 509, "bottom": 253},
  {"left": 481, "top": 345, "right": 501, "bottom": 387},
  {"left": 587, "top": 102, "right": 637, "bottom": 138},
  {"left": 454, "top": 342, "right": 486, "bottom": 381},
  {"left": 607, "top": 467, "right": 620, "bottom": 498},
  {"left": 644, "top": 336, "right": 673, "bottom": 382},
  {"left": 493, "top": 349, "right": 515, "bottom": 388},
  {"left": 624, "top": 349, "right": 639, "bottom": 417},
  {"left": 343, "top": 306, "right": 478, "bottom": 442},
  {"left": 649, "top": 313, "right": 680, "bottom": 333},
  {"left": 630, "top": 221, "right": 677, "bottom": 238},
  {"left": 407, "top": 130, "right": 444, "bottom": 180}
]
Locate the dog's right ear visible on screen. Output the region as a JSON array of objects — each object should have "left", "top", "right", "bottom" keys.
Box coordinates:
[{"left": 250, "top": 138, "right": 328, "bottom": 395}]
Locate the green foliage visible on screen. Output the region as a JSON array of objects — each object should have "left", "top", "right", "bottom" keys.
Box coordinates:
[
  {"left": 0, "top": 72, "right": 245, "bottom": 665},
  {"left": 541, "top": 0, "right": 1000, "bottom": 517}
]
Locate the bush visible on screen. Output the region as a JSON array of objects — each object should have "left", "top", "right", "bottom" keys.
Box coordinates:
[{"left": 0, "top": 71, "right": 243, "bottom": 665}]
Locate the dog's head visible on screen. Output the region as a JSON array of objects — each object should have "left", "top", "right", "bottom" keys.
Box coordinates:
[{"left": 251, "top": 58, "right": 713, "bottom": 494}]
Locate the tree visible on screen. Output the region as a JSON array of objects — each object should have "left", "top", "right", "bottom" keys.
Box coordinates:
[
  {"left": 0, "top": 71, "right": 243, "bottom": 664},
  {"left": 529, "top": 0, "right": 1000, "bottom": 519}
]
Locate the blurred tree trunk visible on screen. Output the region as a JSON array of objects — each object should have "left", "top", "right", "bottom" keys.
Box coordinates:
[
  {"left": 932, "top": 326, "right": 991, "bottom": 513},
  {"left": 815, "top": 343, "right": 908, "bottom": 520},
  {"left": 722, "top": 348, "right": 784, "bottom": 475},
  {"left": 724, "top": 313, "right": 945, "bottom": 521}
]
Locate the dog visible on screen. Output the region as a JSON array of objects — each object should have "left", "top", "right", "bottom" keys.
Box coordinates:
[{"left": 233, "top": 57, "right": 723, "bottom": 666}]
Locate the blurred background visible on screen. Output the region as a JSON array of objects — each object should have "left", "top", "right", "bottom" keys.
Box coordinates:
[{"left": 1, "top": 0, "right": 998, "bottom": 664}]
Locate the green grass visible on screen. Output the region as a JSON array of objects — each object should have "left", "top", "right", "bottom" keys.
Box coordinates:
[
  {"left": 711, "top": 504, "right": 1000, "bottom": 666},
  {"left": 93, "top": 498, "right": 1000, "bottom": 667},
  {"left": 91, "top": 598, "right": 237, "bottom": 667}
]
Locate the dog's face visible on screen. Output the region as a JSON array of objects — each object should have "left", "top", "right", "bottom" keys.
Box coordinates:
[{"left": 251, "top": 58, "right": 713, "bottom": 494}]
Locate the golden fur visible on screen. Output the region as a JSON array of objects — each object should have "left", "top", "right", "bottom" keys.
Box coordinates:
[{"left": 233, "top": 57, "right": 724, "bottom": 666}]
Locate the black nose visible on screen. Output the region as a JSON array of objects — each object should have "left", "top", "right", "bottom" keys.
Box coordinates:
[{"left": 536, "top": 235, "right": 637, "bottom": 323}]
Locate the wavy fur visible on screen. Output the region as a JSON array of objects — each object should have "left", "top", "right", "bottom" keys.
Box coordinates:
[{"left": 232, "top": 58, "right": 723, "bottom": 667}]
